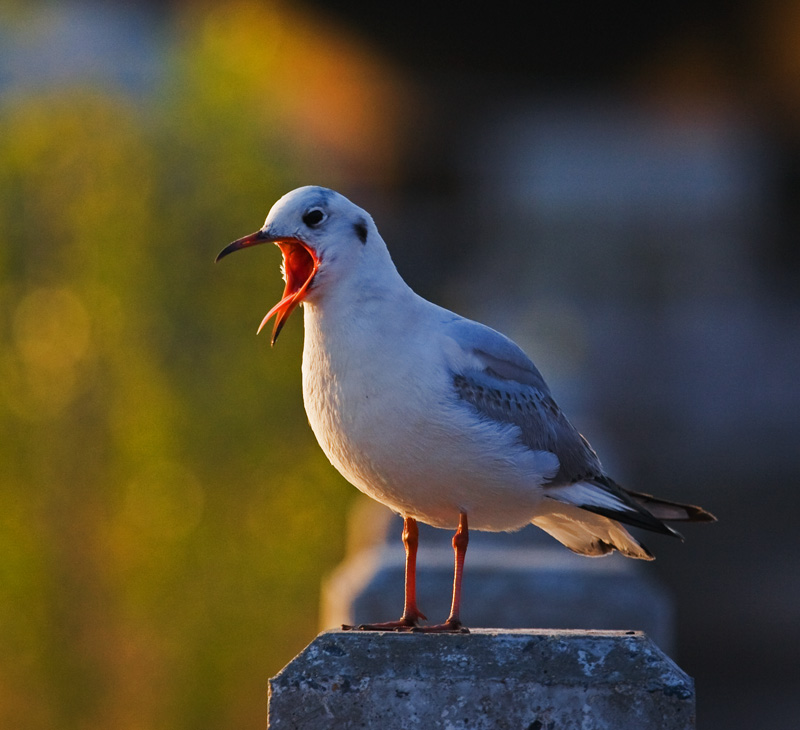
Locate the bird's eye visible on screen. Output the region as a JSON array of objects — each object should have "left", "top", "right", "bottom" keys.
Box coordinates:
[{"left": 302, "top": 208, "right": 326, "bottom": 227}]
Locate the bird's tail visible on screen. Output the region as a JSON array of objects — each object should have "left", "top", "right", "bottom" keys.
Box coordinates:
[
  {"left": 534, "top": 477, "right": 716, "bottom": 560},
  {"left": 531, "top": 501, "right": 656, "bottom": 560}
]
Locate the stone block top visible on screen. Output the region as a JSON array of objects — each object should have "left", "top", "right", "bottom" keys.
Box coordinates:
[{"left": 268, "top": 629, "right": 695, "bottom": 729}]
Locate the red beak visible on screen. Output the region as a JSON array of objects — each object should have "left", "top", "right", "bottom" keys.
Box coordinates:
[{"left": 216, "top": 230, "right": 320, "bottom": 345}]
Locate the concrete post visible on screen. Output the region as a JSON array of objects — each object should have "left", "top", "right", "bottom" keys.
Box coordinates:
[{"left": 267, "top": 629, "right": 695, "bottom": 729}]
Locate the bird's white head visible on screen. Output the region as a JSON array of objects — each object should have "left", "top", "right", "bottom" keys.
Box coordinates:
[{"left": 216, "top": 186, "right": 395, "bottom": 344}]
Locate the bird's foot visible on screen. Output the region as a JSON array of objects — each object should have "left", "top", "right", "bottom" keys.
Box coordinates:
[
  {"left": 342, "top": 617, "right": 420, "bottom": 632},
  {"left": 410, "top": 618, "right": 469, "bottom": 634},
  {"left": 342, "top": 609, "right": 428, "bottom": 632},
  {"left": 341, "top": 619, "right": 468, "bottom": 633}
]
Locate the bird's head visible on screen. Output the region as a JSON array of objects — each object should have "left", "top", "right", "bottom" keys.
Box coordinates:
[{"left": 216, "top": 186, "right": 384, "bottom": 345}]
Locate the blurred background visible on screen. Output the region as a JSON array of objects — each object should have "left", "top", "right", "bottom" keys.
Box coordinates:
[{"left": 1, "top": 0, "right": 798, "bottom": 728}]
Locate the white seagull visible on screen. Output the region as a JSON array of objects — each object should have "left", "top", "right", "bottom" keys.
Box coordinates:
[{"left": 217, "top": 186, "right": 715, "bottom": 632}]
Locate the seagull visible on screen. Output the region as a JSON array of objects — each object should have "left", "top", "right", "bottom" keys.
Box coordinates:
[{"left": 216, "top": 186, "right": 715, "bottom": 633}]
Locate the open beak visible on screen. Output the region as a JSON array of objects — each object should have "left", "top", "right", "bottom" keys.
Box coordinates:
[{"left": 216, "top": 230, "right": 320, "bottom": 345}]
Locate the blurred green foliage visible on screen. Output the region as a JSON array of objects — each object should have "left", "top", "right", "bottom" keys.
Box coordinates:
[{"left": 0, "top": 3, "right": 407, "bottom": 728}]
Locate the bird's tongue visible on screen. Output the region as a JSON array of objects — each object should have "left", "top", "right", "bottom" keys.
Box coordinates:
[{"left": 259, "top": 240, "right": 319, "bottom": 344}]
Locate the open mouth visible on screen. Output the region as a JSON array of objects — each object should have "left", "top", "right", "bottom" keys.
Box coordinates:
[
  {"left": 216, "top": 229, "right": 320, "bottom": 345},
  {"left": 258, "top": 239, "right": 319, "bottom": 344}
]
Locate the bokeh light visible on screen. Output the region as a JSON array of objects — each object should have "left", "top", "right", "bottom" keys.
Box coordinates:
[{"left": 0, "top": 2, "right": 410, "bottom": 728}]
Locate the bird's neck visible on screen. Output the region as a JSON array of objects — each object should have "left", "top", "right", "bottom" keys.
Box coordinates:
[{"left": 302, "top": 267, "right": 426, "bottom": 375}]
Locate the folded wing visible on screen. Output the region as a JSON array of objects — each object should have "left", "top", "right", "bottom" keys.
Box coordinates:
[{"left": 444, "top": 316, "right": 715, "bottom": 559}]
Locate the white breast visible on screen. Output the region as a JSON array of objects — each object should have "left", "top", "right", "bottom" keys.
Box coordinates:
[{"left": 299, "top": 296, "right": 553, "bottom": 532}]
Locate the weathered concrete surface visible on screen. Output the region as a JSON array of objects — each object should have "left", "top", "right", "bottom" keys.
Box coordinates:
[{"left": 267, "top": 629, "right": 695, "bottom": 729}]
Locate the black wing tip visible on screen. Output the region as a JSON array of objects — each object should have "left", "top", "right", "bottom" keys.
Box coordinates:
[
  {"left": 688, "top": 504, "right": 717, "bottom": 522},
  {"left": 577, "top": 503, "right": 682, "bottom": 539},
  {"left": 577, "top": 476, "right": 682, "bottom": 537},
  {"left": 625, "top": 488, "right": 718, "bottom": 524}
]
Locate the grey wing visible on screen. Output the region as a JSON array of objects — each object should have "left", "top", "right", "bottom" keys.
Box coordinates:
[
  {"left": 445, "top": 317, "right": 603, "bottom": 486},
  {"left": 444, "top": 316, "right": 686, "bottom": 543}
]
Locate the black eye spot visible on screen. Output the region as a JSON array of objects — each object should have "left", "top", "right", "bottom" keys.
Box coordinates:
[
  {"left": 353, "top": 219, "right": 368, "bottom": 244},
  {"left": 302, "top": 208, "right": 325, "bottom": 227}
]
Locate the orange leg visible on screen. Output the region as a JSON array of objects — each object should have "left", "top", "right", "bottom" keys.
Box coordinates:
[
  {"left": 418, "top": 512, "right": 469, "bottom": 633},
  {"left": 343, "top": 516, "right": 427, "bottom": 631},
  {"left": 399, "top": 517, "right": 427, "bottom": 624}
]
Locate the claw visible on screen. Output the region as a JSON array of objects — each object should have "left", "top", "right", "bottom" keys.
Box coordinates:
[{"left": 342, "top": 617, "right": 420, "bottom": 632}]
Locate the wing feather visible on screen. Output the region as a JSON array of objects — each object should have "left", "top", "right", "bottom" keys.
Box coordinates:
[
  {"left": 445, "top": 317, "right": 602, "bottom": 485},
  {"left": 442, "top": 315, "right": 697, "bottom": 543}
]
